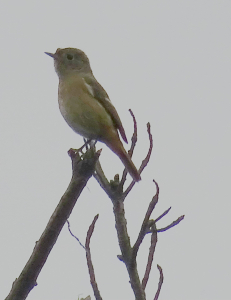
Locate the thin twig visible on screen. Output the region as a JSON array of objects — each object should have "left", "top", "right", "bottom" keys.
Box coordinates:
[
  {"left": 155, "top": 207, "right": 172, "bottom": 223},
  {"left": 67, "top": 220, "right": 85, "bottom": 249},
  {"left": 154, "top": 265, "right": 164, "bottom": 300},
  {"left": 143, "top": 180, "right": 159, "bottom": 223},
  {"left": 132, "top": 180, "right": 159, "bottom": 261},
  {"left": 138, "top": 123, "right": 153, "bottom": 173},
  {"left": 157, "top": 215, "right": 185, "bottom": 233},
  {"left": 123, "top": 122, "right": 153, "bottom": 199},
  {"left": 120, "top": 109, "right": 138, "bottom": 187},
  {"left": 85, "top": 215, "right": 103, "bottom": 300},
  {"left": 142, "top": 223, "right": 158, "bottom": 290},
  {"left": 127, "top": 109, "right": 138, "bottom": 158}
]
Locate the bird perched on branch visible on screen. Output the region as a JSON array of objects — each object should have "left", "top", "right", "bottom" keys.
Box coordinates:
[{"left": 45, "top": 48, "right": 141, "bottom": 182}]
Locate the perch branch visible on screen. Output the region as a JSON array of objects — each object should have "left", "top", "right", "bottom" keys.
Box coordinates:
[{"left": 5, "top": 147, "right": 100, "bottom": 300}]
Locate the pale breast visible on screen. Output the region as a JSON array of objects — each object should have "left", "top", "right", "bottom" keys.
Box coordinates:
[{"left": 58, "top": 76, "right": 115, "bottom": 141}]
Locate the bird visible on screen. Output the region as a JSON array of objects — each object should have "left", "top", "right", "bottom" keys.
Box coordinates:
[{"left": 45, "top": 48, "right": 141, "bottom": 181}]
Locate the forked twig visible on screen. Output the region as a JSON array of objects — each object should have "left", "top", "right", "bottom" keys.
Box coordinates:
[
  {"left": 157, "top": 215, "right": 185, "bottom": 233},
  {"left": 120, "top": 109, "right": 138, "bottom": 187},
  {"left": 132, "top": 180, "right": 159, "bottom": 261},
  {"left": 142, "top": 223, "right": 158, "bottom": 290},
  {"left": 123, "top": 122, "right": 153, "bottom": 199}
]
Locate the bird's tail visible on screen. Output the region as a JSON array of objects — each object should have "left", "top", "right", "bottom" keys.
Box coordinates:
[{"left": 107, "top": 139, "right": 141, "bottom": 182}]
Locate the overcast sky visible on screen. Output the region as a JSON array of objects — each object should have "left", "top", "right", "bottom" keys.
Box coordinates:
[{"left": 1, "top": 1, "right": 231, "bottom": 300}]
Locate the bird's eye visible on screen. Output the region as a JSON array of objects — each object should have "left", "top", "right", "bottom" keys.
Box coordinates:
[{"left": 66, "top": 54, "right": 74, "bottom": 60}]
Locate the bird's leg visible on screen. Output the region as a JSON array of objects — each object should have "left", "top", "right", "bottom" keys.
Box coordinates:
[
  {"left": 68, "top": 139, "right": 91, "bottom": 155},
  {"left": 73, "top": 139, "right": 97, "bottom": 154}
]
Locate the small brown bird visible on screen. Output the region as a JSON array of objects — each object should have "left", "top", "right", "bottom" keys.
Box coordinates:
[{"left": 45, "top": 48, "right": 141, "bottom": 181}]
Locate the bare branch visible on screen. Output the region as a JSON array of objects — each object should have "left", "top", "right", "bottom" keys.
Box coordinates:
[
  {"left": 127, "top": 109, "right": 138, "bottom": 158},
  {"left": 154, "top": 265, "right": 164, "bottom": 300},
  {"left": 132, "top": 180, "right": 159, "bottom": 261},
  {"left": 157, "top": 215, "right": 185, "bottom": 233},
  {"left": 143, "top": 180, "right": 159, "bottom": 224},
  {"left": 139, "top": 122, "right": 153, "bottom": 173},
  {"left": 85, "top": 215, "right": 103, "bottom": 300},
  {"left": 94, "top": 159, "right": 112, "bottom": 196},
  {"left": 120, "top": 109, "right": 138, "bottom": 187},
  {"left": 155, "top": 207, "right": 172, "bottom": 223},
  {"left": 123, "top": 122, "right": 153, "bottom": 199},
  {"left": 142, "top": 223, "right": 158, "bottom": 290},
  {"left": 113, "top": 197, "right": 146, "bottom": 300},
  {"left": 86, "top": 215, "right": 99, "bottom": 248},
  {"left": 5, "top": 148, "right": 100, "bottom": 300}
]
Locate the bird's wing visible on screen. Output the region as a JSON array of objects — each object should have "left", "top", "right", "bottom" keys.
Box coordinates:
[{"left": 83, "top": 75, "right": 128, "bottom": 143}]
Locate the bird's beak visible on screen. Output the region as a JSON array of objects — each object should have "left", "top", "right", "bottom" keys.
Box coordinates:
[{"left": 45, "top": 52, "right": 56, "bottom": 58}]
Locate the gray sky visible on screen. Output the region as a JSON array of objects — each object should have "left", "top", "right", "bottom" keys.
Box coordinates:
[{"left": 1, "top": 1, "right": 231, "bottom": 300}]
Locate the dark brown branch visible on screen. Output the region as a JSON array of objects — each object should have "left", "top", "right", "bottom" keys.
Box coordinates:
[
  {"left": 132, "top": 180, "right": 159, "bottom": 261},
  {"left": 142, "top": 223, "right": 158, "bottom": 290},
  {"left": 85, "top": 215, "right": 103, "bottom": 300},
  {"left": 157, "top": 215, "right": 185, "bottom": 233},
  {"left": 123, "top": 122, "right": 153, "bottom": 199},
  {"left": 154, "top": 265, "right": 164, "bottom": 300},
  {"left": 5, "top": 148, "right": 100, "bottom": 300}
]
